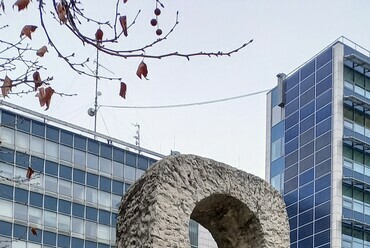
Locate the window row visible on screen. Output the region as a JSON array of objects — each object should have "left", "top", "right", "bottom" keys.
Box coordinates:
[
  {"left": 0, "top": 123, "right": 154, "bottom": 170},
  {"left": 0, "top": 183, "right": 123, "bottom": 214},
  {"left": 0, "top": 148, "right": 146, "bottom": 182},
  {"left": 0, "top": 220, "right": 114, "bottom": 248}
]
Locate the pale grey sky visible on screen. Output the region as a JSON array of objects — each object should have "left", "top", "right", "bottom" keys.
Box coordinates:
[{"left": 1, "top": 1, "right": 370, "bottom": 179}]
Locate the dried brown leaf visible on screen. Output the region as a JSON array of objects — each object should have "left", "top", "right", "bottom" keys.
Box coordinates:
[
  {"left": 33, "top": 71, "right": 42, "bottom": 90},
  {"left": 13, "top": 0, "right": 30, "bottom": 11},
  {"left": 36, "top": 87, "right": 54, "bottom": 110},
  {"left": 36, "top": 46, "right": 48, "bottom": 57},
  {"left": 95, "top": 28, "right": 103, "bottom": 44},
  {"left": 30, "top": 227, "right": 37, "bottom": 236},
  {"left": 119, "top": 82, "right": 127, "bottom": 99},
  {"left": 136, "top": 61, "right": 148, "bottom": 79},
  {"left": 56, "top": 2, "right": 67, "bottom": 23},
  {"left": 26, "top": 166, "right": 34, "bottom": 179},
  {"left": 1, "top": 76, "right": 12, "bottom": 98},
  {"left": 20, "top": 25, "right": 37, "bottom": 39},
  {"left": 119, "top": 16, "right": 128, "bottom": 37}
]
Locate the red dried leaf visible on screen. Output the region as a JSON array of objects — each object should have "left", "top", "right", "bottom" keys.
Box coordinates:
[
  {"left": 95, "top": 28, "right": 103, "bottom": 43},
  {"left": 136, "top": 61, "right": 148, "bottom": 80},
  {"left": 56, "top": 2, "right": 67, "bottom": 23},
  {"left": 26, "top": 166, "right": 34, "bottom": 179},
  {"left": 20, "top": 25, "right": 37, "bottom": 39},
  {"left": 119, "top": 82, "right": 127, "bottom": 99},
  {"left": 33, "top": 71, "right": 42, "bottom": 90},
  {"left": 36, "top": 87, "right": 54, "bottom": 110},
  {"left": 30, "top": 227, "right": 37, "bottom": 236},
  {"left": 36, "top": 46, "right": 48, "bottom": 57},
  {"left": 13, "top": 0, "right": 30, "bottom": 11},
  {"left": 123, "top": 0, "right": 127, "bottom": 3},
  {"left": 1, "top": 0, "right": 5, "bottom": 13},
  {"left": 119, "top": 16, "right": 128, "bottom": 37},
  {"left": 1, "top": 76, "right": 12, "bottom": 98}
]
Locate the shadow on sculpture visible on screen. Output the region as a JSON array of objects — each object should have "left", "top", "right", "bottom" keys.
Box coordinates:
[{"left": 116, "top": 154, "right": 290, "bottom": 248}]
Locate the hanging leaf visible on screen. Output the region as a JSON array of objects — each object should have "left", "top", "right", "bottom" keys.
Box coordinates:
[
  {"left": 13, "top": 0, "right": 30, "bottom": 11},
  {"left": 30, "top": 227, "right": 37, "bottom": 236},
  {"left": 26, "top": 166, "right": 34, "bottom": 179},
  {"left": 119, "top": 16, "right": 128, "bottom": 37},
  {"left": 33, "top": 71, "right": 42, "bottom": 90},
  {"left": 56, "top": 2, "right": 67, "bottom": 24},
  {"left": 123, "top": 0, "right": 127, "bottom": 3},
  {"left": 95, "top": 28, "right": 103, "bottom": 44},
  {"left": 1, "top": 0, "right": 5, "bottom": 13},
  {"left": 20, "top": 25, "right": 37, "bottom": 39},
  {"left": 36, "top": 46, "right": 48, "bottom": 57},
  {"left": 36, "top": 87, "right": 54, "bottom": 110},
  {"left": 119, "top": 82, "right": 127, "bottom": 99},
  {"left": 1, "top": 76, "right": 12, "bottom": 98},
  {"left": 136, "top": 61, "right": 148, "bottom": 79}
]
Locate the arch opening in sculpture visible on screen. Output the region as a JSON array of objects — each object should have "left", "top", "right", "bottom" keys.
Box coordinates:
[
  {"left": 190, "top": 193, "right": 264, "bottom": 248},
  {"left": 117, "top": 154, "right": 290, "bottom": 248}
]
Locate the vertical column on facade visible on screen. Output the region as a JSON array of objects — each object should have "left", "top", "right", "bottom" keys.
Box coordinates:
[
  {"left": 265, "top": 92, "right": 272, "bottom": 181},
  {"left": 331, "top": 42, "right": 345, "bottom": 247}
]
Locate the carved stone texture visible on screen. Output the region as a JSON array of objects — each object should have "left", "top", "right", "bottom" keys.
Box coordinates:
[{"left": 116, "top": 154, "right": 290, "bottom": 248}]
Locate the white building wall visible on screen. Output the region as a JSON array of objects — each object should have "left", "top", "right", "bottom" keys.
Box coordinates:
[{"left": 198, "top": 224, "right": 218, "bottom": 248}]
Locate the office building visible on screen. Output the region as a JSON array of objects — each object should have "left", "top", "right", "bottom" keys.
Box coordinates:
[
  {"left": 0, "top": 101, "right": 208, "bottom": 247},
  {"left": 266, "top": 37, "right": 370, "bottom": 247}
]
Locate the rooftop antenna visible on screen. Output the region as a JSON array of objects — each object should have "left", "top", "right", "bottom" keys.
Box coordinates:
[{"left": 133, "top": 123, "right": 141, "bottom": 153}]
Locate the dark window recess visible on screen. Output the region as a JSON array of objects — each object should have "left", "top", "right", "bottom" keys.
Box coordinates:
[
  {"left": 113, "top": 180, "right": 124, "bottom": 195},
  {"left": 285, "top": 71, "right": 299, "bottom": 92},
  {"left": 88, "top": 139, "right": 99, "bottom": 155},
  {"left": 300, "top": 74, "right": 315, "bottom": 96},
  {"left": 29, "top": 228, "right": 42, "bottom": 243},
  {"left": 125, "top": 183, "right": 131, "bottom": 192},
  {"left": 316, "top": 104, "right": 331, "bottom": 124},
  {"left": 16, "top": 152, "right": 29, "bottom": 168},
  {"left": 299, "top": 195, "right": 314, "bottom": 212},
  {"left": 286, "top": 203, "right": 298, "bottom": 217},
  {"left": 315, "top": 159, "right": 331, "bottom": 178},
  {"left": 284, "top": 189, "right": 298, "bottom": 206},
  {"left": 284, "top": 176, "right": 298, "bottom": 194},
  {"left": 315, "top": 201, "right": 330, "bottom": 219},
  {"left": 299, "top": 168, "right": 314, "bottom": 187},
  {"left": 315, "top": 173, "right": 331, "bottom": 192},
  {"left": 60, "top": 130, "right": 73, "bottom": 146},
  {"left": 30, "top": 192, "right": 43, "bottom": 207},
  {"left": 316, "top": 89, "right": 332, "bottom": 110},
  {"left": 315, "top": 146, "right": 331, "bottom": 165},
  {"left": 299, "top": 154, "right": 314, "bottom": 173},
  {"left": 100, "top": 176, "right": 111, "bottom": 192},
  {"left": 58, "top": 234, "right": 70, "bottom": 247},
  {"left": 300, "top": 115, "right": 314, "bottom": 134},
  {"left": 290, "top": 229, "right": 297, "bottom": 243},
  {"left": 15, "top": 188, "right": 28, "bottom": 204},
  {"left": 44, "top": 195, "right": 57, "bottom": 211},
  {"left": 59, "top": 164, "right": 72, "bottom": 181},
  {"left": 285, "top": 125, "right": 299, "bottom": 143},
  {"left": 113, "top": 148, "right": 124, "bottom": 162},
  {"left": 285, "top": 85, "right": 299, "bottom": 103},
  {"left": 285, "top": 111, "right": 299, "bottom": 131},
  {"left": 98, "top": 243, "right": 109, "bottom": 248},
  {"left": 284, "top": 163, "right": 298, "bottom": 181},
  {"left": 74, "top": 135, "right": 86, "bottom": 151},
  {"left": 1, "top": 111, "right": 16, "bottom": 127},
  {"left": 0, "top": 183, "right": 13, "bottom": 200},
  {"left": 299, "top": 182, "right": 314, "bottom": 200},
  {"left": 300, "top": 101, "right": 315, "bottom": 121},
  {"left": 58, "top": 199, "right": 71, "bottom": 214},
  {"left": 126, "top": 152, "right": 137, "bottom": 167},
  {"left": 17, "top": 116, "right": 30, "bottom": 133},
  {"left": 316, "top": 132, "right": 331, "bottom": 151},
  {"left": 300, "top": 87, "right": 315, "bottom": 108},
  {"left": 87, "top": 173, "right": 99, "bottom": 188},
  {"left": 315, "top": 215, "right": 330, "bottom": 233},
  {"left": 285, "top": 151, "right": 298, "bottom": 168},
  {"left": 46, "top": 125, "right": 59, "bottom": 141},
  {"left": 111, "top": 213, "right": 118, "bottom": 226},
  {"left": 86, "top": 207, "right": 98, "bottom": 221},
  {"left": 316, "top": 47, "right": 332, "bottom": 69},
  {"left": 73, "top": 169, "right": 85, "bottom": 184},
  {"left": 85, "top": 241, "right": 97, "bottom": 248},
  {"left": 314, "top": 230, "right": 330, "bottom": 247},
  {"left": 138, "top": 156, "right": 148, "bottom": 170},
  {"left": 316, "top": 61, "right": 332, "bottom": 83},
  {"left": 285, "top": 138, "right": 298, "bottom": 155},
  {"left": 0, "top": 220, "right": 12, "bottom": 236},
  {"left": 316, "top": 117, "right": 331, "bottom": 137},
  {"left": 45, "top": 160, "right": 58, "bottom": 176},
  {"left": 72, "top": 237, "right": 84, "bottom": 247},
  {"left": 315, "top": 187, "right": 331, "bottom": 206},
  {"left": 300, "top": 141, "right": 314, "bottom": 160},
  {"left": 290, "top": 217, "right": 298, "bottom": 231},
  {"left": 299, "top": 209, "right": 313, "bottom": 226},
  {"left": 100, "top": 143, "right": 112, "bottom": 159},
  {"left": 99, "top": 210, "right": 110, "bottom": 225},
  {"left": 298, "top": 236, "right": 313, "bottom": 247},
  {"left": 31, "top": 156, "right": 44, "bottom": 172},
  {"left": 0, "top": 148, "right": 14, "bottom": 163},
  {"left": 300, "top": 128, "right": 315, "bottom": 147},
  {"left": 32, "top": 121, "right": 45, "bottom": 137},
  {"left": 13, "top": 224, "right": 27, "bottom": 241},
  {"left": 43, "top": 231, "right": 57, "bottom": 246},
  {"left": 300, "top": 60, "right": 315, "bottom": 81},
  {"left": 316, "top": 75, "right": 332, "bottom": 97},
  {"left": 285, "top": 98, "right": 299, "bottom": 117},
  {"left": 72, "top": 203, "right": 85, "bottom": 218}
]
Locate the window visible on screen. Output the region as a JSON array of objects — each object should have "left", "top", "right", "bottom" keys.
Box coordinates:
[
  {"left": 111, "top": 194, "right": 120, "bottom": 209},
  {"left": 17, "top": 116, "right": 30, "bottom": 133},
  {"left": 300, "top": 60, "right": 315, "bottom": 82},
  {"left": 100, "top": 144, "right": 112, "bottom": 159},
  {"left": 316, "top": 47, "right": 332, "bottom": 69},
  {"left": 112, "top": 180, "right": 124, "bottom": 195},
  {"left": 60, "top": 145, "right": 72, "bottom": 162},
  {"left": 43, "top": 231, "right": 57, "bottom": 246},
  {"left": 100, "top": 157, "right": 112, "bottom": 175},
  {"left": 29, "top": 207, "right": 42, "bottom": 225},
  {"left": 15, "top": 188, "right": 28, "bottom": 204},
  {"left": 0, "top": 199, "right": 12, "bottom": 218},
  {"left": 30, "top": 192, "right": 43, "bottom": 207},
  {"left": 30, "top": 136, "right": 44, "bottom": 154},
  {"left": 44, "top": 211, "right": 57, "bottom": 228},
  {"left": 0, "top": 184, "right": 13, "bottom": 200},
  {"left": 300, "top": 87, "right": 315, "bottom": 108},
  {"left": 59, "top": 180, "right": 72, "bottom": 197},
  {"left": 45, "top": 160, "right": 58, "bottom": 176},
  {"left": 99, "top": 191, "right": 111, "bottom": 208},
  {"left": 72, "top": 218, "right": 84, "bottom": 235},
  {"left": 113, "top": 161, "right": 124, "bottom": 179},
  {"left": 60, "top": 130, "right": 73, "bottom": 146},
  {"left": 126, "top": 152, "right": 137, "bottom": 167},
  {"left": 31, "top": 156, "right": 44, "bottom": 172},
  {"left": 86, "top": 187, "right": 98, "bottom": 204},
  {"left": 13, "top": 224, "right": 27, "bottom": 241},
  {"left": 46, "top": 125, "right": 59, "bottom": 141},
  {"left": 97, "top": 224, "right": 110, "bottom": 241},
  {"left": 58, "top": 214, "right": 71, "bottom": 231},
  {"left": 100, "top": 176, "right": 111, "bottom": 192},
  {"left": 73, "top": 169, "right": 85, "bottom": 184},
  {"left": 87, "top": 153, "right": 99, "bottom": 170},
  {"left": 59, "top": 164, "right": 72, "bottom": 180},
  {"left": 86, "top": 206, "right": 98, "bottom": 221},
  {"left": 32, "top": 121, "right": 45, "bottom": 137},
  {"left": 46, "top": 140, "right": 59, "bottom": 158},
  {"left": 44, "top": 195, "right": 57, "bottom": 211},
  {"left": 45, "top": 175, "right": 58, "bottom": 193},
  {"left": 85, "top": 221, "right": 97, "bottom": 237},
  {"left": 1, "top": 111, "right": 16, "bottom": 127},
  {"left": 99, "top": 210, "right": 110, "bottom": 225},
  {"left": 74, "top": 135, "right": 86, "bottom": 150},
  {"left": 87, "top": 173, "right": 99, "bottom": 187},
  {"left": 59, "top": 199, "right": 71, "bottom": 214},
  {"left": 124, "top": 165, "right": 136, "bottom": 181},
  {"left": 136, "top": 169, "right": 145, "bottom": 179},
  {"left": 15, "top": 131, "right": 29, "bottom": 150},
  {"left": 74, "top": 150, "right": 86, "bottom": 166},
  {"left": 72, "top": 237, "right": 84, "bottom": 247},
  {"left": 1, "top": 127, "right": 15, "bottom": 145},
  {"left": 58, "top": 234, "right": 70, "bottom": 248},
  {"left": 72, "top": 203, "right": 85, "bottom": 218},
  {"left": 316, "top": 75, "right": 332, "bottom": 97},
  {"left": 113, "top": 148, "right": 124, "bottom": 162},
  {"left": 271, "top": 105, "right": 283, "bottom": 126},
  {"left": 88, "top": 140, "right": 99, "bottom": 155},
  {"left": 73, "top": 183, "right": 85, "bottom": 201},
  {"left": 0, "top": 220, "right": 12, "bottom": 236}
]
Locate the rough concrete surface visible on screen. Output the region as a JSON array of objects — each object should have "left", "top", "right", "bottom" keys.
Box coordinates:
[{"left": 116, "top": 154, "right": 290, "bottom": 248}]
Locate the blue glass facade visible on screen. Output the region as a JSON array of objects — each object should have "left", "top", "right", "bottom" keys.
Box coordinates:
[
  {"left": 0, "top": 104, "right": 200, "bottom": 247},
  {"left": 268, "top": 39, "right": 370, "bottom": 248}
]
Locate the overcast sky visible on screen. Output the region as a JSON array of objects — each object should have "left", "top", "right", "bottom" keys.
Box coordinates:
[{"left": 1, "top": 1, "right": 370, "bottom": 179}]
